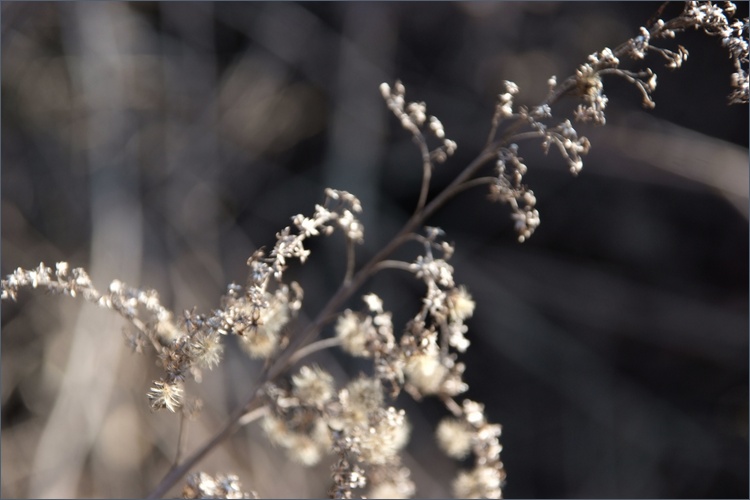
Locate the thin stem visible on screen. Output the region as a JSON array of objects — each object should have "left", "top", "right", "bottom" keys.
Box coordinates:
[
  {"left": 174, "top": 410, "right": 189, "bottom": 466},
  {"left": 238, "top": 405, "right": 268, "bottom": 427},
  {"left": 121, "top": 313, "right": 163, "bottom": 353},
  {"left": 441, "top": 395, "right": 463, "bottom": 417},
  {"left": 486, "top": 102, "right": 505, "bottom": 148},
  {"left": 344, "top": 237, "right": 356, "bottom": 285},
  {"left": 413, "top": 134, "right": 434, "bottom": 215},
  {"left": 370, "top": 259, "right": 415, "bottom": 275},
  {"left": 451, "top": 176, "right": 498, "bottom": 196},
  {"left": 286, "top": 337, "right": 342, "bottom": 367},
  {"left": 508, "top": 130, "right": 548, "bottom": 143},
  {"left": 146, "top": 381, "right": 265, "bottom": 499}
]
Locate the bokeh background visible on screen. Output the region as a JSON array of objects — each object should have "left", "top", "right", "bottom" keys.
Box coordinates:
[{"left": 2, "top": 2, "right": 748, "bottom": 498}]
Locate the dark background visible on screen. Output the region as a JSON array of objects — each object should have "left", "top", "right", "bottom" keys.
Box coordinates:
[{"left": 2, "top": 2, "right": 748, "bottom": 498}]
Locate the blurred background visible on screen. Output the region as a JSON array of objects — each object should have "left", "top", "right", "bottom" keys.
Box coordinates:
[{"left": 1, "top": 2, "right": 747, "bottom": 498}]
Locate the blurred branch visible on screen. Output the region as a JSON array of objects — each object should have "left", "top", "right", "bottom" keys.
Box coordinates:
[
  {"left": 605, "top": 117, "right": 749, "bottom": 218},
  {"left": 29, "top": 3, "right": 144, "bottom": 497}
]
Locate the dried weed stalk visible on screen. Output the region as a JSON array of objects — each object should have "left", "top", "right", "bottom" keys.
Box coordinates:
[{"left": 2, "top": 2, "right": 746, "bottom": 498}]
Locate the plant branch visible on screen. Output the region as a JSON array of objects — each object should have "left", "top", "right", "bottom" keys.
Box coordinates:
[
  {"left": 286, "top": 337, "right": 343, "bottom": 367},
  {"left": 145, "top": 145, "right": 498, "bottom": 498}
]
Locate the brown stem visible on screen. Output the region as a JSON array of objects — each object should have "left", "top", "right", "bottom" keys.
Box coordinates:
[
  {"left": 286, "top": 336, "right": 342, "bottom": 367},
  {"left": 173, "top": 410, "right": 188, "bottom": 467},
  {"left": 415, "top": 136, "right": 433, "bottom": 215},
  {"left": 145, "top": 381, "right": 265, "bottom": 499}
]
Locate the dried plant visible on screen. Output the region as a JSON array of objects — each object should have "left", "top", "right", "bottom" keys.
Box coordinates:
[{"left": 2, "top": 2, "right": 746, "bottom": 498}]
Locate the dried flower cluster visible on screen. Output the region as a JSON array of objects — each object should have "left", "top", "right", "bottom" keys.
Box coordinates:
[
  {"left": 380, "top": 81, "right": 458, "bottom": 165},
  {"left": 1, "top": 2, "right": 745, "bottom": 498},
  {"left": 437, "top": 400, "right": 506, "bottom": 498},
  {"left": 333, "top": 228, "right": 475, "bottom": 402},
  {"left": 182, "top": 472, "right": 256, "bottom": 499},
  {"left": 261, "top": 369, "right": 414, "bottom": 498},
  {"left": 481, "top": 1, "right": 747, "bottom": 241},
  {"left": 380, "top": 81, "right": 458, "bottom": 212}
]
